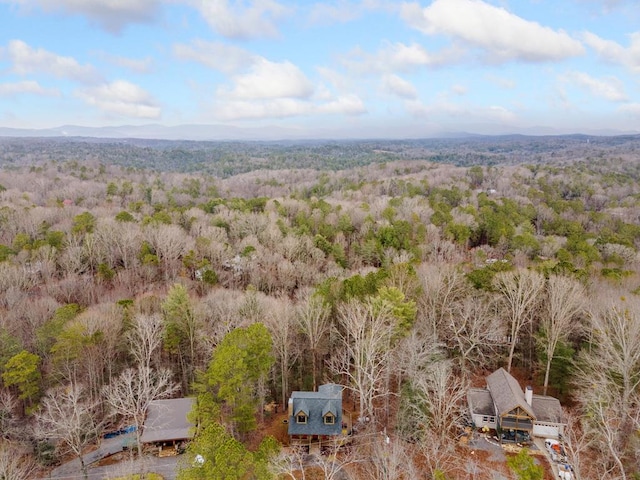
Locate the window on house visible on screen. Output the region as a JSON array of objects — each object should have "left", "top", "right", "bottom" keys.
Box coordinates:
[
  {"left": 324, "top": 413, "right": 335, "bottom": 425},
  {"left": 482, "top": 416, "right": 488, "bottom": 422},
  {"left": 297, "top": 413, "right": 307, "bottom": 424},
  {"left": 489, "top": 417, "right": 495, "bottom": 423}
]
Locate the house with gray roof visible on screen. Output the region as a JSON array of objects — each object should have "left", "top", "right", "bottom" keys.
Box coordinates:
[
  {"left": 288, "top": 384, "right": 346, "bottom": 448},
  {"left": 140, "top": 397, "right": 195, "bottom": 455},
  {"left": 468, "top": 368, "right": 565, "bottom": 440}
]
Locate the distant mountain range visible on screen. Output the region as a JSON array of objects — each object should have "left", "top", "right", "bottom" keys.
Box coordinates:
[{"left": 0, "top": 123, "right": 637, "bottom": 141}]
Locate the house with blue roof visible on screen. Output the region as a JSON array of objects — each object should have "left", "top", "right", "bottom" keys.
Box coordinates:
[{"left": 287, "top": 383, "right": 346, "bottom": 448}]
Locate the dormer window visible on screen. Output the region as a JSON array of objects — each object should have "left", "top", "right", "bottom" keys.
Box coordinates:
[
  {"left": 297, "top": 413, "right": 307, "bottom": 424},
  {"left": 324, "top": 413, "right": 335, "bottom": 425}
]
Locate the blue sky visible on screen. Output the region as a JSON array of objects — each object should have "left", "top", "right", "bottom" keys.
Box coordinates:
[{"left": 0, "top": 0, "right": 639, "bottom": 137}]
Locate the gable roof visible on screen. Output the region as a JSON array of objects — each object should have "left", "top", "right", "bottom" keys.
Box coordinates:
[
  {"left": 288, "top": 383, "right": 342, "bottom": 437},
  {"left": 531, "top": 395, "right": 565, "bottom": 424},
  {"left": 486, "top": 368, "right": 535, "bottom": 419},
  {"left": 140, "top": 397, "right": 195, "bottom": 444},
  {"left": 468, "top": 387, "right": 496, "bottom": 417}
]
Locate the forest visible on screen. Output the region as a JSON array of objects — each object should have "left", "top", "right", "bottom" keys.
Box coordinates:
[{"left": 0, "top": 135, "right": 639, "bottom": 479}]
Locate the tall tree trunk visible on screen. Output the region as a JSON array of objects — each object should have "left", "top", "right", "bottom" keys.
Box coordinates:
[
  {"left": 543, "top": 356, "right": 552, "bottom": 396},
  {"left": 312, "top": 348, "right": 317, "bottom": 392}
]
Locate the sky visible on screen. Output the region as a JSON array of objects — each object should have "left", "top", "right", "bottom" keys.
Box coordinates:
[{"left": 0, "top": 0, "right": 639, "bottom": 138}]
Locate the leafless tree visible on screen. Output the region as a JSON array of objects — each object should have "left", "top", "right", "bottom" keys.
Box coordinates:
[
  {"left": 145, "top": 224, "right": 194, "bottom": 279},
  {"left": 561, "top": 409, "right": 593, "bottom": 480},
  {"left": 575, "top": 295, "right": 640, "bottom": 478},
  {"left": 587, "top": 296, "right": 640, "bottom": 417},
  {"left": 127, "top": 313, "right": 164, "bottom": 371},
  {"left": 0, "top": 441, "right": 37, "bottom": 480},
  {"left": 264, "top": 296, "right": 299, "bottom": 409},
  {"left": 363, "top": 435, "right": 417, "bottom": 480},
  {"left": 93, "top": 218, "right": 142, "bottom": 271},
  {"left": 103, "top": 367, "right": 178, "bottom": 457},
  {"left": 417, "top": 263, "right": 469, "bottom": 341},
  {"left": 0, "top": 390, "right": 19, "bottom": 441},
  {"left": 268, "top": 446, "right": 307, "bottom": 480},
  {"left": 329, "top": 298, "right": 396, "bottom": 421},
  {"left": 539, "top": 274, "right": 585, "bottom": 395},
  {"left": 416, "top": 429, "right": 458, "bottom": 479},
  {"left": 408, "top": 359, "right": 468, "bottom": 444},
  {"left": 313, "top": 440, "right": 359, "bottom": 480},
  {"left": 35, "top": 383, "right": 101, "bottom": 479},
  {"left": 196, "top": 289, "right": 246, "bottom": 354},
  {"left": 296, "top": 289, "right": 331, "bottom": 391},
  {"left": 446, "top": 293, "right": 502, "bottom": 372},
  {"left": 579, "top": 385, "right": 629, "bottom": 480},
  {"left": 493, "top": 268, "right": 545, "bottom": 372},
  {"left": 391, "top": 329, "right": 441, "bottom": 393}
]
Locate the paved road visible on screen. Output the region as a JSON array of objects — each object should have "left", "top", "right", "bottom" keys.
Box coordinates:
[{"left": 44, "top": 433, "right": 180, "bottom": 480}]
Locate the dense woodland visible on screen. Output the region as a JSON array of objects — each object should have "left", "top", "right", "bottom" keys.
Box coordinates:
[{"left": 1, "top": 135, "right": 640, "bottom": 479}]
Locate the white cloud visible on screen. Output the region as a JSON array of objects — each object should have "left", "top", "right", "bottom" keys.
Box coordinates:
[
  {"left": 620, "top": 103, "right": 640, "bottom": 116},
  {"left": 382, "top": 74, "right": 418, "bottom": 99},
  {"left": 173, "top": 39, "right": 364, "bottom": 120},
  {"left": 485, "top": 74, "right": 516, "bottom": 89},
  {"left": 575, "top": 0, "right": 628, "bottom": 14},
  {"left": 583, "top": 31, "right": 640, "bottom": 72},
  {"left": 406, "top": 98, "right": 516, "bottom": 123},
  {"left": 6, "top": 39, "right": 100, "bottom": 83},
  {"left": 316, "top": 66, "right": 354, "bottom": 93},
  {"left": 78, "top": 80, "right": 161, "bottom": 118},
  {"left": 2, "top": 0, "right": 162, "bottom": 32},
  {"left": 97, "top": 52, "right": 154, "bottom": 74},
  {"left": 308, "top": 0, "right": 364, "bottom": 24},
  {"left": 450, "top": 84, "right": 467, "bottom": 96},
  {"left": 219, "top": 59, "right": 314, "bottom": 100},
  {"left": 215, "top": 94, "right": 366, "bottom": 120},
  {"left": 307, "top": 0, "right": 393, "bottom": 25},
  {"left": 215, "top": 98, "right": 307, "bottom": 120},
  {"left": 562, "top": 71, "right": 627, "bottom": 101},
  {"left": 195, "top": 0, "right": 290, "bottom": 39},
  {"left": 317, "top": 94, "right": 366, "bottom": 115},
  {"left": 343, "top": 41, "right": 459, "bottom": 75},
  {"left": 0, "top": 80, "right": 60, "bottom": 96},
  {"left": 173, "top": 40, "right": 256, "bottom": 74},
  {"left": 401, "top": 0, "right": 584, "bottom": 63}
]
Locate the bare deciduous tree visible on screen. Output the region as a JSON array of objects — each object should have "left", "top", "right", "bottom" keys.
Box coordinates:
[
  {"left": 579, "top": 386, "right": 628, "bottom": 480},
  {"left": 268, "top": 446, "right": 307, "bottom": 480},
  {"left": 391, "top": 330, "right": 441, "bottom": 393},
  {"left": 313, "top": 440, "right": 359, "bottom": 480},
  {"left": 447, "top": 294, "right": 502, "bottom": 372},
  {"left": 493, "top": 268, "right": 545, "bottom": 372},
  {"left": 264, "top": 296, "right": 299, "bottom": 408},
  {"left": 0, "top": 391, "right": 19, "bottom": 440},
  {"left": 329, "top": 299, "right": 396, "bottom": 421},
  {"left": 539, "top": 274, "right": 585, "bottom": 395},
  {"left": 35, "top": 384, "right": 100, "bottom": 479},
  {"left": 363, "top": 435, "right": 417, "bottom": 480},
  {"left": 575, "top": 295, "right": 640, "bottom": 478},
  {"left": 0, "top": 441, "right": 37, "bottom": 480},
  {"left": 127, "top": 313, "right": 164, "bottom": 371},
  {"left": 561, "top": 409, "right": 593, "bottom": 480},
  {"left": 416, "top": 429, "right": 458, "bottom": 479},
  {"left": 296, "top": 289, "right": 331, "bottom": 391},
  {"left": 417, "top": 263, "right": 469, "bottom": 341},
  {"left": 408, "top": 360, "right": 468, "bottom": 444}
]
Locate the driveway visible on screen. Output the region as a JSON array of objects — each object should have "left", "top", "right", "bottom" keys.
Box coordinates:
[{"left": 45, "top": 433, "right": 180, "bottom": 480}]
